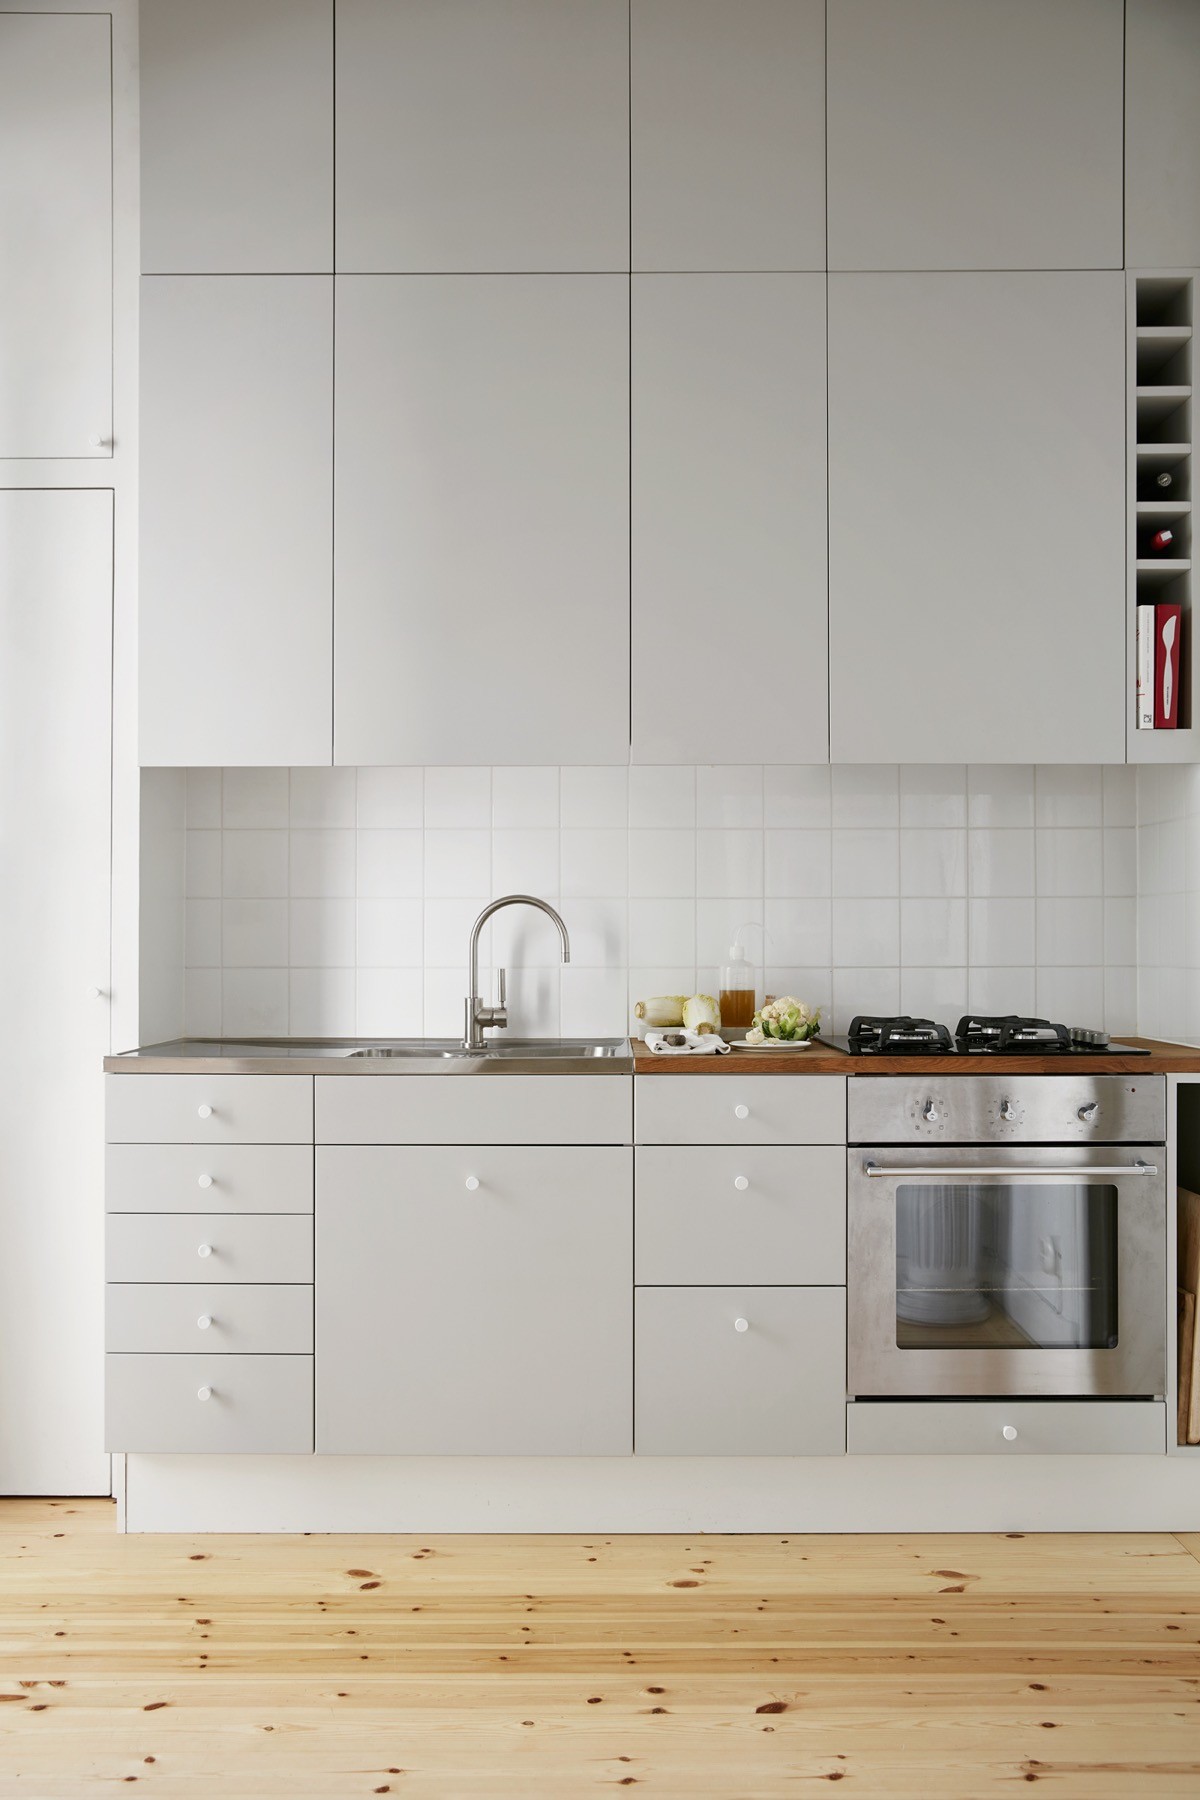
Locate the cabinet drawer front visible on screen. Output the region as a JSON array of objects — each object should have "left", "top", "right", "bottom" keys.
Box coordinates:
[
  {"left": 847, "top": 1400, "right": 1166, "bottom": 1457},
  {"left": 635, "top": 1286, "right": 846, "bottom": 1456},
  {"left": 105, "top": 1353, "right": 312, "bottom": 1453},
  {"left": 636, "top": 1075, "right": 846, "bottom": 1145},
  {"left": 106, "top": 1284, "right": 313, "bottom": 1355},
  {"left": 316, "top": 1075, "right": 631, "bottom": 1145},
  {"left": 106, "top": 1075, "right": 313, "bottom": 1144},
  {"left": 106, "top": 1214, "right": 313, "bottom": 1285},
  {"left": 106, "top": 1144, "right": 313, "bottom": 1214},
  {"left": 636, "top": 1146, "right": 845, "bottom": 1285}
]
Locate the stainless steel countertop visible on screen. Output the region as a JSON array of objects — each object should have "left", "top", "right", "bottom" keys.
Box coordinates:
[{"left": 104, "top": 1037, "right": 635, "bottom": 1075}]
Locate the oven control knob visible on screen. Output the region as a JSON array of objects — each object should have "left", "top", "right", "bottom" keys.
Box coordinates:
[
  {"left": 999, "top": 1098, "right": 1016, "bottom": 1122},
  {"left": 922, "top": 1100, "right": 940, "bottom": 1123},
  {"left": 1002, "top": 1425, "right": 1018, "bottom": 1442},
  {"left": 1077, "top": 1102, "right": 1099, "bottom": 1122}
]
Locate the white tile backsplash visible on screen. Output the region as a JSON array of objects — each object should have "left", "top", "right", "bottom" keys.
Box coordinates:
[{"left": 169, "top": 765, "right": 1157, "bottom": 1040}]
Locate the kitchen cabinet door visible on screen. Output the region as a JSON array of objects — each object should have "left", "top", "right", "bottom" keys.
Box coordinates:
[
  {"left": 141, "top": 0, "right": 333, "bottom": 274},
  {"left": 336, "top": 0, "right": 628, "bottom": 273},
  {"left": 631, "top": 0, "right": 824, "bottom": 272},
  {"left": 0, "top": 14, "right": 110, "bottom": 458},
  {"left": 140, "top": 276, "right": 333, "bottom": 765},
  {"left": 0, "top": 492, "right": 112, "bottom": 1494},
  {"left": 828, "top": 273, "right": 1125, "bottom": 765},
  {"left": 335, "top": 276, "right": 629, "bottom": 765},
  {"left": 1126, "top": 1, "right": 1200, "bottom": 268},
  {"left": 316, "top": 1147, "right": 632, "bottom": 1454},
  {"left": 632, "top": 276, "right": 827, "bottom": 763},
  {"left": 827, "top": 0, "right": 1123, "bottom": 272}
]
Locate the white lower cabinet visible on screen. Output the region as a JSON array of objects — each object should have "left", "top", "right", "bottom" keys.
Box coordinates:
[
  {"left": 635, "top": 1145, "right": 845, "bottom": 1286},
  {"left": 105, "top": 1354, "right": 312, "bottom": 1454},
  {"left": 106, "top": 1285, "right": 313, "bottom": 1356},
  {"left": 635, "top": 1287, "right": 846, "bottom": 1457},
  {"left": 317, "top": 1146, "right": 632, "bottom": 1455},
  {"left": 106, "top": 1214, "right": 313, "bottom": 1287}
]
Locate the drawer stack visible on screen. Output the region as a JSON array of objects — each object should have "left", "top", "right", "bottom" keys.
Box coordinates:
[
  {"left": 105, "top": 1075, "right": 314, "bottom": 1453},
  {"left": 633, "top": 1076, "right": 848, "bottom": 1456}
]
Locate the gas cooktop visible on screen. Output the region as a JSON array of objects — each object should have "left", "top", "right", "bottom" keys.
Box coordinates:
[{"left": 835, "top": 1014, "right": 1151, "bottom": 1057}]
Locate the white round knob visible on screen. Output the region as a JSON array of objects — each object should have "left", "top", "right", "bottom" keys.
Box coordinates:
[
  {"left": 733, "top": 1175, "right": 749, "bottom": 1192},
  {"left": 1002, "top": 1425, "right": 1018, "bottom": 1442},
  {"left": 197, "top": 1242, "right": 212, "bottom": 1259},
  {"left": 87, "top": 986, "right": 103, "bottom": 1000},
  {"left": 733, "top": 1317, "right": 749, "bottom": 1333},
  {"left": 197, "top": 1104, "right": 213, "bottom": 1120},
  {"left": 197, "top": 1173, "right": 213, "bottom": 1190},
  {"left": 197, "top": 1385, "right": 213, "bottom": 1402},
  {"left": 89, "top": 434, "right": 107, "bottom": 448},
  {"left": 734, "top": 1104, "right": 750, "bottom": 1120},
  {"left": 465, "top": 1176, "right": 480, "bottom": 1192},
  {"left": 197, "top": 1315, "right": 212, "bottom": 1331}
]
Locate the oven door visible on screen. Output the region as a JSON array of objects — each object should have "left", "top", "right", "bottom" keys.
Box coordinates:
[{"left": 848, "top": 1144, "right": 1165, "bottom": 1398}]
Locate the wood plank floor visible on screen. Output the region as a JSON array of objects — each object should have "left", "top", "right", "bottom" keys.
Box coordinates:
[{"left": 1, "top": 1501, "right": 1199, "bottom": 1797}]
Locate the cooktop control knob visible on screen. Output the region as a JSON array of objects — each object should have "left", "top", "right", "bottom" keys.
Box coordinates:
[
  {"left": 1078, "top": 1101, "right": 1099, "bottom": 1123},
  {"left": 999, "top": 1097, "right": 1016, "bottom": 1122},
  {"left": 922, "top": 1100, "right": 940, "bottom": 1123}
]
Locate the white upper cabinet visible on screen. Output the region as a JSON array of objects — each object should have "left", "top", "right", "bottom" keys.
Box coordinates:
[
  {"left": 828, "top": 273, "right": 1125, "bottom": 765},
  {"left": 335, "top": 0, "right": 628, "bottom": 272},
  {"left": 632, "top": 275, "right": 827, "bottom": 764},
  {"left": 0, "top": 14, "right": 110, "bottom": 458},
  {"left": 1126, "top": 0, "right": 1200, "bottom": 269},
  {"left": 630, "top": 0, "right": 824, "bottom": 272},
  {"left": 826, "top": 0, "right": 1124, "bottom": 271},
  {"left": 335, "top": 275, "right": 629, "bottom": 765},
  {"left": 140, "top": 0, "right": 333, "bottom": 274},
  {"left": 140, "top": 277, "right": 333, "bottom": 766}
]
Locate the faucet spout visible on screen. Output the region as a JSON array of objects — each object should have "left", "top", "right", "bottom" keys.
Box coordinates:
[{"left": 464, "top": 894, "right": 571, "bottom": 1050}]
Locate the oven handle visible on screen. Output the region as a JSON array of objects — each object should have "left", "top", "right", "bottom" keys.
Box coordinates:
[{"left": 862, "top": 1159, "right": 1159, "bottom": 1178}]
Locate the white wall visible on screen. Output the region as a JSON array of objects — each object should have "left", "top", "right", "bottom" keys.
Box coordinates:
[
  {"left": 151, "top": 761, "right": 1140, "bottom": 1042},
  {"left": 1137, "top": 764, "right": 1200, "bottom": 1043}
]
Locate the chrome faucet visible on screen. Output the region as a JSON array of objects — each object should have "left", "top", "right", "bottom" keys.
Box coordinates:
[{"left": 464, "top": 894, "right": 571, "bottom": 1050}]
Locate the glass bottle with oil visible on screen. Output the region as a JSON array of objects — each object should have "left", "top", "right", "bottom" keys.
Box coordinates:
[{"left": 719, "top": 931, "right": 758, "bottom": 1030}]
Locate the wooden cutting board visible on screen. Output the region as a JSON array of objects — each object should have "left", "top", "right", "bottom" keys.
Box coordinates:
[{"left": 1178, "top": 1189, "right": 1200, "bottom": 1444}]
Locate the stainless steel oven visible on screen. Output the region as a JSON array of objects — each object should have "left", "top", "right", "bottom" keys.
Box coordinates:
[{"left": 847, "top": 1076, "right": 1167, "bottom": 1399}]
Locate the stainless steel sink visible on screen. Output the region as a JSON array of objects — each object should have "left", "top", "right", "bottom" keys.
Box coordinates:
[
  {"left": 346, "top": 1037, "right": 630, "bottom": 1071},
  {"left": 111, "top": 1035, "right": 633, "bottom": 1074}
]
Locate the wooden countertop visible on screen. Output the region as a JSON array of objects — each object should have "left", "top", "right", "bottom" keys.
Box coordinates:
[{"left": 631, "top": 1037, "right": 1200, "bottom": 1075}]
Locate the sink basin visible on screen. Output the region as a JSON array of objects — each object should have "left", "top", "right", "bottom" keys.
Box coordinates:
[{"left": 347, "top": 1038, "right": 628, "bottom": 1064}]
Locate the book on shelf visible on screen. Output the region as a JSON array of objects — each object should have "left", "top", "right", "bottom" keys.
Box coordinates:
[{"left": 1137, "top": 600, "right": 1184, "bottom": 730}]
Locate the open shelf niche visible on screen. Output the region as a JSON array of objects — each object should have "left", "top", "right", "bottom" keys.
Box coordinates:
[{"left": 1129, "top": 273, "right": 1198, "bottom": 761}]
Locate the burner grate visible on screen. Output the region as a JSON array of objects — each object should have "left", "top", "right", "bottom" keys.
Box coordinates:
[{"left": 848, "top": 1015, "right": 955, "bottom": 1054}]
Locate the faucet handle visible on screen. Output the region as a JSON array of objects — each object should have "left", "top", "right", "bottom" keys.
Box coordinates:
[{"left": 496, "top": 966, "right": 506, "bottom": 1010}]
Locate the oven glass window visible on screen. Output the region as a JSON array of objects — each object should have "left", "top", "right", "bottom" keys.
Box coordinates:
[{"left": 895, "top": 1183, "right": 1119, "bottom": 1350}]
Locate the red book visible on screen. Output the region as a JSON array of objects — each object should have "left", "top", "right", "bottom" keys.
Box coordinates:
[{"left": 1154, "top": 602, "right": 1183, "bottom": 729}]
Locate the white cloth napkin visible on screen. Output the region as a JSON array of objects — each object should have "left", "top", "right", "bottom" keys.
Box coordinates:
[{"left": 644, "top": 1029, "right": 731, "bottom": 1056}]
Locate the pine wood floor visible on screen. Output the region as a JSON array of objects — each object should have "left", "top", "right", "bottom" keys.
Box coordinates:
[{"left": 0, "top": 1500, "right": 1198, "bottom": 1797}]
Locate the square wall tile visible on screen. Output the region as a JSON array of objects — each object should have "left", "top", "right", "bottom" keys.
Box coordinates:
[
  {"left": 629, "top": 898, "right": 695, "bottom": 967},
  {"left": 831, "top": 764, "right": 899, "bottom": 827},
  {"left": 185, "top": 830, "right": 221, "bottom": 898},
  {"left": 222, "top": 768, "right": 289, "bottom": 830},
  {"left": 561, "top": 828, "right": 627, "bottom": 897},
  {"left": 221, "top": 967, "right": 288, "bottom": 1035},
  {"left": 289, "top": 897, "right": 356, "bottom": 967},
  {"left": 290, "top": 766, "right": 356, "bottom": 828},
  {"left": 560, "top": 965, "right": 628, "bottom": 1037},
  {"left": 423, "top": 967, "right": 466, "bottom": 1037},
  {"left": 764, "top": 765, "right": 830, "bottom": 828},
  {"left": 1035, "top": 828, "right": 1103, "bottom": 898},
  {"left": 1036, "top": 966, "right": 1105, "bottom": 1026},
  {"left": 1035, "top": 766, "right": 1103, "bottom": 828},
  {"left": 356, "top": 897, "right": 424, "bottom": 967},
  {"left": 697, "top": 765, "right": 763, "bottom": 827},
  {"left": 765, "top": 830, "right": 832, "bottom": 898},
  {"left": 223, "top": 830, "right": 288, "bottom": 897},
  {"left": 1035, "top": 897, "right": 1104, "bottom": 967},
  {"left": 424, "top": 895, "right": 486, "bottom": 969},
  {"left": 505, "top": 966, "right": 561, "bottom": 1037},
  {"left": 831, "top": 967, "right": 900, "bottom": 1035},
  {"left": 628, "top": 829, "right": 695, "bottom": 897},
  {"left": 966, "top": 966, "right": 1036, "bottom": 1018},
  {"left": 696, "top": 829, "right": 762, "bottom": 898},
  {"left": 900, "top": 967, "right": 968, "bottom": 1025},
  {"left": 424, "top": 766, "right": 491, "bottom": 828},
  {"left": 492, "top": 766, "right": 559, "bottom": 828},
  {"left": 697, "top": 897, "right": 762, "bottom": 968},
  {"left": 289, "top": 967, "right": 356, "bottom": 1036},
  {"left": 357, "top": 968, "right": 425, "bottom": 1037},
  {"left": 289, "top": 829, "right": 355, "bottom": 899},
  {"left": 968, "top": 897, "right": 1035, "bottom": 967},
  {"left": 561, "top": 897, "right": 627, "bottom": 968},
  {"left": 968, "top": 829, "right": 1034, "bottom": 897},
  {"left": 185, "top": 768, "right": 222, "bottom": 829},
  {"left": 764, "top": 898, "right": 831, "bottom": 968},
  {"left": 832, "top": 897, "right": 900, "bottom": 966},
  {"left": 764, "top": 967, "right": 831, "bottom": 1019},
  {"left": 356, "top": 829, "right": 423, "bottom": 900},
  {"left": 901, "top": 898, "right": 967, "bottom": 967},
  {"left": 899, "top": 765, "right": 966, "bottom": 827},
  {"left": 899, "top": 829, "right": 967, "bottom": 897},
  {"left": 967, "top": 765, "right": 1036, "bottom": 828},
  {"left": 222, "top": 898, "right": 288, "bottom": 968},
  {"left": 629, "top": 765, "right": 695, "bottom": 828},
  {"left": 424, "top": 830, "right": 491, "bottom": 897},
  {"left": 356, "top": 767, "right": 423, "bottom": 828},
  {"left": 493, "top": 828, "right": 560, "bottom": 896},
  {"left": 560, "top": 766, "right": 627, "bottom": 828},
  {"left": 831, "top": 829, "right": 899, "bottom": 897}
]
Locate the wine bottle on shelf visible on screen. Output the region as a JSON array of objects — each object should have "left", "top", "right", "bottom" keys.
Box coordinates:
[
  {"left": 1137, "top": 468, "right": 1176, "bottom": 500},
  {"left": 1138, "top": 525, "right": 1178, "bottom": 557}
]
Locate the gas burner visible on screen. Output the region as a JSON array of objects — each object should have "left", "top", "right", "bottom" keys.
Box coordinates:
[
  {"left": 847, "top": 1015, "right": 955, "bottom": 1055},
  {"left": 956, "top": 1015, "right": 1072, "bottom": 1054}
]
